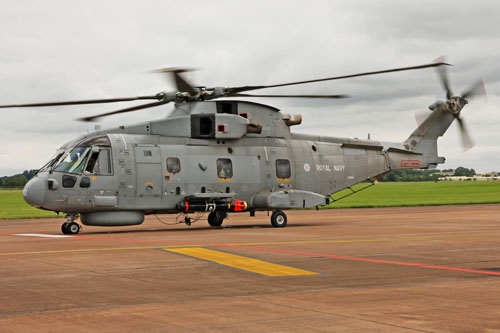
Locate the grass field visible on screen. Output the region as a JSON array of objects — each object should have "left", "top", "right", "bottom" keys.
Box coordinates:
[
  {"left": 327, "top": 181, "right": 500, "bottom": 208},
  {"left": 1, "top": 182, "right": 500, "bottom": 220},
  {"left": 0, "top": 189, "right": 60, "bottom": 220}
]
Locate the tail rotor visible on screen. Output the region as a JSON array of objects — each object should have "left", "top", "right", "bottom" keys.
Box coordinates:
[{"left": 431, "top": 57, "right": 486, "bottom": 151}]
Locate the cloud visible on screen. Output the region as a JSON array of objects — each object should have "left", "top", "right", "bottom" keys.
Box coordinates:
[{"left": 0, "top": 0, "right": 499, "bottom": 175}]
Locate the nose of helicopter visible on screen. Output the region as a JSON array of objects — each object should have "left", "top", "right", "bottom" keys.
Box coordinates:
[{"left": 23, "top": 177, "right": 46, "bottom": 208}]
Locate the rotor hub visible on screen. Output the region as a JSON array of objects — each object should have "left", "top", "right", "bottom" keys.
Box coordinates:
[{"left": 445, "top": 96, "right": 467, "bottom": 115}]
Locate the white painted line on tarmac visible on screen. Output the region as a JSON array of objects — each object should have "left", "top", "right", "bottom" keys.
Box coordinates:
[{"left": 12, "top": 233, "right": 75, "bottom": 238}]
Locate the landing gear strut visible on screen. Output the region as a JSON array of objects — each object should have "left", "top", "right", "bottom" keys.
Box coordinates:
[
  {"left": 208, "top": 211, "right": 226, "bottom": 227},
  {"left": 61, "top": 215, "right": 81, "bottom": 235},
  {"left": 270, "top": 210, "right": 287, "bottom": 228}
]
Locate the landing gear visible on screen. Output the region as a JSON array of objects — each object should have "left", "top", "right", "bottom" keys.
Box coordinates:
[
  {"left": 270, "top": 210, "right": 287, "bottom": 228},
  {"left": 61, "top": 215, "right": 81, "bottom": 235},
  {"left": 61, "top": 221, "right": 81, "bottom": 234},
  {"left": 208, "top": 211, "right": 226, "bottom": 227}
]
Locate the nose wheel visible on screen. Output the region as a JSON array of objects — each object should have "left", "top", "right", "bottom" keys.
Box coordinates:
[
  {"left": 270, "top": 210, "right": 287, "bottom": 227},
  {"left": 61, "top": 216, "right": 81, "bottom": 235}
]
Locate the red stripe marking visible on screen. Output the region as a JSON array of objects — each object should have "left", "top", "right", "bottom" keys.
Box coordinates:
[
  {"left": 401, "top": 160, "right": 420, "bottom": 168},
  {"left": 216, "top": 244, "right": 500, "bottom": 277}
]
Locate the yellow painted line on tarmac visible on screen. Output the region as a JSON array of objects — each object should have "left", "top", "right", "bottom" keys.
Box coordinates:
[
  {"left": 165, "top": 247, "right": 318, "bottom": 277},
  {"left": 0, "top": 244, "right": 199, "bottom": 256}
]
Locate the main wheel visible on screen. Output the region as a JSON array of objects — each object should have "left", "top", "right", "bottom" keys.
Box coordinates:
[
  {"left": 207, "top": 211, "right": 225, "bottom": 227},
  {"left": 62, "top": 222, "right": 81, "bottom": 235},
  {"left": 270, "top": 210, "right": 287, "bottom": 228},
  {"left": 61, "top": 223, "right": 70, "bottom": 234}
]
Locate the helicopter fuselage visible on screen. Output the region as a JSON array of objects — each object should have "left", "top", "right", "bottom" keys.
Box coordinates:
[{"left": 23, "top": 100, "right": 439, "bottom": 228}]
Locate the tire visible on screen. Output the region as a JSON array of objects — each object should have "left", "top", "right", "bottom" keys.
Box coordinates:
[
  {"left": 271, "top": 210, "right": 287, "bottom": 228},
  {"left": 207, "top": 211, "right": 225, "bottom": 227},
  {"left": 66, "top": 222, "right": 81, "bottom": 235},
  {"left": 61, "top": 223, "right": 70, "bottom": 235}
]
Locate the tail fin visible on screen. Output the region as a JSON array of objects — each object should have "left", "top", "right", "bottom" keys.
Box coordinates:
[{"left": 403, "top": 108, "right": 455, "bottom": 168}]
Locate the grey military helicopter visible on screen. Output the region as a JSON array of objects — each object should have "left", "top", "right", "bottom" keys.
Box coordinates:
[{"left": 1, "top": 60, "right": 485, "bottom": 234}]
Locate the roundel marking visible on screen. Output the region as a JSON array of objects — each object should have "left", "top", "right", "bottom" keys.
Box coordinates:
[{"left": 304, "top": 163, "right": 311, "bottom": 172}]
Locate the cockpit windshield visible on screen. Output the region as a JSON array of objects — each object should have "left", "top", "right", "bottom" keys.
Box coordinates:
[
  {"left": 54, "top": 147, "right": 91, "bottom": 174},
  {"left": 38, "top": 151, "right": 64, "bottom": 173}
]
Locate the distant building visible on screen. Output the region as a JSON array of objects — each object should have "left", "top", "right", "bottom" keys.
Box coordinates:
[
  {"left": 436, "top": 170, "right": 455, "bottom": 176},
  {"left": 439, "top": 175, "right": 499, "bottom": 181},
  {"left": 476, "top": 171, "right": 498, "bottom": 177}
]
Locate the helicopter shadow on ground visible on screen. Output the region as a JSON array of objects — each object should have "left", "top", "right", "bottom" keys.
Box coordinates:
[{"left": 81, "top": 222, "right": 325, "bottom": 236}]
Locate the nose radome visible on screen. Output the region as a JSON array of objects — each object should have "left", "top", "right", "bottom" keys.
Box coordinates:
[{"left": 23, "top": 177, "right": 46, "bottom": 208}]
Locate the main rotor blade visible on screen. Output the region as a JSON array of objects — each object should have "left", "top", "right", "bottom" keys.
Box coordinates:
[
  {"left": 461, "top": 79, "right": 486, "bottom": 100},
  {"left": 78, "top": 100, "right": 170, "bottom": 122},
  {"left": 228, "top": 62, "right": 450, "bottom": 94},
  {"left": 226, "top": 93, "right": 349, "bottom": 99},
  {"left": 455, "top": 116, "right": 474, "bottom": 151},
  {"left": 0, "top": 96, "right": 161, "bottom": 109},
  {"left": 154, "top": 67, "right": 197, "bottom": 95}
]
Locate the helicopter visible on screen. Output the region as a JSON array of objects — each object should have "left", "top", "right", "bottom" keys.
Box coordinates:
[{"left": 1, "top": 60, "right": 485, "bottom": 234}]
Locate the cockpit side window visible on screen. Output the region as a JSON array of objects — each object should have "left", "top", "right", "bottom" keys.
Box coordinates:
[
  {"left": 84, "top": 148, "right": 112, "bottom": 175},
  {"left": 98, "top": 149, "right": 112, "bottom": 174},
  {"left": 85, "top": 151, "right": 99, "bottom": 174}
]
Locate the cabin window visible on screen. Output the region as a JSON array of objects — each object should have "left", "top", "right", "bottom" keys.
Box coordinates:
[
  {"left": 276, "top": 159, "right": 291, "bottom": 179},
  {"left": 167, "top": 157, "right": 181, "bottom": 174},
  {"left": 217, "top": 158, "right": 233, "bottom": 179}
]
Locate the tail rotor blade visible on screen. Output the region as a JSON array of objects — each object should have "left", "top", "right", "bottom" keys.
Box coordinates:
[
  {"left": 455, "top": 116, "right": 474, "bottom": 151},
  {"left": 435, "top": 59, "right": 453, "bottom": 99},
  {"left": 461, "top": 79, "right": 486, "bottom": 100},
  {"left": 414, "top": 110, "right": 433, "bottom": 134}
]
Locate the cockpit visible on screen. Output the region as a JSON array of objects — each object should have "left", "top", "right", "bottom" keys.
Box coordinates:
[{"left": 40, "top": 136, "right": 113, "bottom": 176}]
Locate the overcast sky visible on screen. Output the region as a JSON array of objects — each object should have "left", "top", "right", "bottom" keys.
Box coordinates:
[{"left": 1, "top": 0, "right": 499, "bottom": 176}]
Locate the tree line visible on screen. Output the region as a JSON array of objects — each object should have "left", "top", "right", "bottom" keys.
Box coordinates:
[
  {"left": 377, "top": 167, "right": 476, "bottom": 182},
  {"left": 0, "top": 170, "right": 38, "bottom": 188}
]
